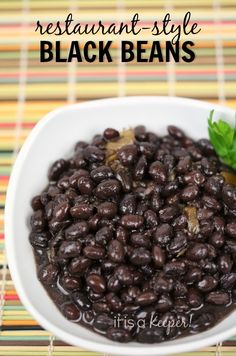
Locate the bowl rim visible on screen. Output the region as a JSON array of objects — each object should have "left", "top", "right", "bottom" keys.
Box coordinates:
[{"left": 4, "top": 96, "right": 236, "bottom": 355}]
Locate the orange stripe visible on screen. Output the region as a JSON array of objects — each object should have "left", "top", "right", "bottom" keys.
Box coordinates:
[{"left": 3, "top": 320, "right": 39, "bottom": 326}]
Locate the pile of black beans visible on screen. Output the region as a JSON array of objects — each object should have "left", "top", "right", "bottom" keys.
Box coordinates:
[{"left": 29, "top": 125, "right": 236, "bottom": 343}]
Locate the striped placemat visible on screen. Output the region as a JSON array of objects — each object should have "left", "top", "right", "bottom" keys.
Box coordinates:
[{"left": 0, "top": 0, "right": 236, "bottom": 355}]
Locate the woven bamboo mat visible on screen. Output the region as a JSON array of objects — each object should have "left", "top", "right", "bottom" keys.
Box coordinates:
[{"left": 0, "top": 0, "right": 236, "bottom": 355}]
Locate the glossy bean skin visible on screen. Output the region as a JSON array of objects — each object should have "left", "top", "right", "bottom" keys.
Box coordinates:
[
  {"left": 86, "top": 274, "right": 106, "bottom": 294},
  {"left": 108, "top": 240, "right": 125, "bottom": 262},
  {"left": 120, "top": 214, "right": 144, "bottom": 229},
  {"left": 83, "top": 245, "right": 105, "bottom": 260},
  {"left": 152, "top": 245, "right": 166, "bottom": 267},
  {"left": 117, "top": 144, "right": 138, "bottom": 166},
  {"left": 103, "top": 128, "right": 120, "bottom": 141},
  {"left": 95, "top": 179, "right": 121, "bottom": 199},
  {"left": 149, "top": 161, "right": 167, "bottom": 184},
  {"left": 30, "top": 125, "right": 236, "bottom": 344},
  {"left": 130, "top": 247, "right": 151, "bottom": 266}
]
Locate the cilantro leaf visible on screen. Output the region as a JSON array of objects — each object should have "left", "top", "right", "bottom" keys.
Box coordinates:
[{"left": 208, "top": 110, "right": 236, "bottom": 170}]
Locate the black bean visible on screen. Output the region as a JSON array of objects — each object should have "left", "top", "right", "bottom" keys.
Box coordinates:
[
  {"left": 65, "top": 222, "right": 89, "bottom": 239},
  {"left": 135, "top": 292, "right": 157, "bottom": 306},
  {"left": 48, "top": 159, "right": 68, "bottom": 181},
  {"left": 86, "top": 274, "right": 106, "bottom": 294},
  {"left": 103, "top": 128, "right": 120, "bottom": 141},
  {"left": 209, "top": 232, "right": 224, "bottom": 248},
  {"left": 95, "top": 179, "right": 121, "bottom": 199},
  {"left": 120, "top": 214, "right": 144, "bottom": 229},
  {"left": 68, "top": 256, "right": 91, "bottom": 274},
  {"left": 61, "top": 302, "right": 81, "bottom": 321},
  {"left": 220, "top": 273, "right": 236, "bottom": 290},
  {"left": 97, "top": 202, "right": 117, "bottom": 219},
  {"left": 197, "top": 208, "right": 214, "bottom": 221},
  {"left": 130, "top": 247, "right": 151, "bottom": 266},
  {"left": 155, "top": 294, "right": 173, "bottom": 312},
  {"left": 59, "top": 241, "right": 81, "bottom": 258},
  {"left": 137, "top": 327, "right": 164, "bottom": 343},
  {"left": 197, "top": 275, "right": 218, "bottom": 293},
  {"left": 53, "top": 203, "right": 70, "bottom": 221},
  {"left": 108, "top": 240, "right": 125, "bottom": 262},
  {"left": 72, "top": 291, "right": 91, "bottom": 310},
  {"left": 90, "top": 165, "right": 114, "bottom": 182},
  {"left": 74, "top": 151, "right": 86, "bottom": 168},
  {"left": 78, "top": 177, "right": 94, "bottom": 195},
  {"left": 93, "top": 225, "right": 111, "bottom": 244},
  {"left": 174, "top": 280, "right": 188, "bottom": 297},
  {"left": 191, "top": 312, "right": 215, "bottom": 332},
  {"left": 204, "top": 175, "right": 224, "bottom": 197},
  {"left": 154, "top": 224, "right": 173, "bottom": 246},
  {"left": 188, "top": 146, "right": 202, "bottom": 161},
  {"left": 83, "top": 245, "right": 105, "bottom": 260},
  {"left": 30, "top": 210, "right": 46, "bottom": 232},
  {"left": 119, "top": 194, "right": 136, "bottom": 214},
  {"left": 172, "top": 214, "right": 187, "bottom": 230},
  {"left": 152, "top": 245, "right": 166, "bottom": 267},
  {"left": 29, "top": 231, "right": 50, "bottom": 248},
  {"left": 70, "top": 203, "right": 93, "bottom": 219},
  {"left": 226, "top": 222, "right": 236, "bottom": 238},
  {"left": 164, "top": 261, "right": 186, "bottom": 276},
  {"left": 139, "top": 142, "right": 156, "bottom": 160},
  {"left": 168, "top": 125, "right": 185, "bottom": 139},
  {"left": 134, "top": 155, "right": 147, "bottom": 180},
  {"left": 181, "top": 185, "right": 199, "bottom": 202},
  {"left": 92, "top": 134, "right": 105, "bottom": 147},
  {"left": 186, "top": 243, "right": 208, "bottom": 261},
  {"left": 106, "top": 292, "right": 123, "bottom": 312},
  {"left": 106, "top": 327, "right": 131, "bottom": 342},
  {"left": 69, "top": 170, "right": 89, "bottom": 188},
  {"left": 168, "top": 233, "right": 187, "bottom": 256},
  {"left": 131, "top": 232, "right": 150, "bottom": 248},
  {"left": 61, "top": 275, "right": 81, "bottom": 291},
  {"left": 117, "top": 144, "right": 138, "bottom": 166},
  {"left": 206, "top": 291, "right": 230, "bottom": 305},
  {"left": 197, "top": 138, "right": 215, "bottom": 155},
  {"left": 83, "top": 145, "right": 105, "bottom": 162},
  {"left": 185, "top": 267, "right": 202, "bottom": 284},
  {"left": 159, "top": 206, "right": 179, "bottom": 222},
  {"left": 202, "top": 195, "right": 221, "bottom": 211},
  {"left": 218, "top": 255, "right": 233, "bottom": 274},
  {"left": 176, "top": 156, "right": 191, "bottom": 174},
  {"left": 162, "top": 181, "right": 179, "bottom": 197},
  {"left": 153, "top": 276, "right": 174, "bottom": 294},
  {"left": 107, "top": 275, "right": 121, "bottom": 292},
  {"left": 48, "top": 186, "right": 61, "bottom": 197},
  {"left": 115, "top": 265, "right": 134, "bottom": 285},
  {"left": 226, "top": 239, "right": 236, "bottom": 253},
  {"left": 187, "top": 288, "right": 202, "bottom": 308},
  {"left": 93, "top": 313, "right": 114, "bottom": 332},
  {"left": 115, "top": 226, "right": 128, "bottom": 245},
  {"left": 149, "top": 161, "right": 167, "bottom": 184},
  {"left": 134, "top": 125, "right": 146, "bottom": 141},
  {"left": 115, "top": 169, "right": 132, "bottom": 193},
  {"left": 151, "top": 192, "right": 164, "bottom": 212},
  {"left": 49, "top": 219, "right": 71, "bottom": 234},
  {"left": 222, "top": 184, "right": 236, "bottom": 209},
  {"left": 38, "top": 264, "right": 59, "bottom": 285},
  {"left": 31, "top": 195, "right": 43, "bottom": 211},
  {"left": 144, "top": 210, "right": 158, "bottom": 228},
  {"left": 183, "top": 171, "right": 205, "bottom": 187}
]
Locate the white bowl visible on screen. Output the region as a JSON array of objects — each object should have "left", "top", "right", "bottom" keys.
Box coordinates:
[{"left": 5, "top": 96, "right": 236, "bottom": 355}]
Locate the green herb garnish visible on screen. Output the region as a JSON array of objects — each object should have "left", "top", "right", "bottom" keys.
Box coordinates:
[{"left": 208, "top": 110, "right": 236, "bottom": 170}]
